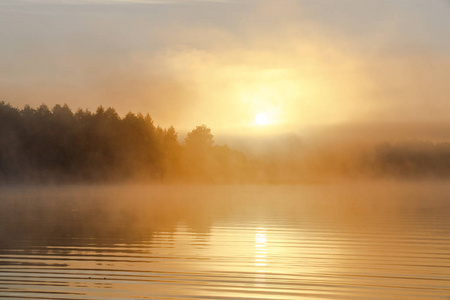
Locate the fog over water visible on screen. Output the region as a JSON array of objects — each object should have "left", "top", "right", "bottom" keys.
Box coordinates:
[
  {"left": 0, "top": 183, "right": 449, "bottom": 299},
  {"left": 1, "top": 1, "right": 450, "bottom": 299}
]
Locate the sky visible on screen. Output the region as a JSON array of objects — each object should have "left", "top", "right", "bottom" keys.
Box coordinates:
[{"left": 1, "top": 0, "right": 450, "bottom": 136}]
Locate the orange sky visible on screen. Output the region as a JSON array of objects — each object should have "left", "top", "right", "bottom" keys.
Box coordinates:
[{"left": 1, "top": 0, "right": 449, "bottom": 135}]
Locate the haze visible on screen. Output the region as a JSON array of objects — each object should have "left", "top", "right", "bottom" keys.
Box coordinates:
[
  {"left": 1, "top": 0, "right": 450, "bottom": 135},
  {"left": 2, "top": 3, "right": 450, "bottom": 299}
]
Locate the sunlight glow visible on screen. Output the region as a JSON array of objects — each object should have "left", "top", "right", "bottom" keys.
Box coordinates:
[
  {"left": 255, "top": 113, "right": 269, "bottom": 125},
  {"left": 254, "top": 229, "right": 267, "bottom": 268}
]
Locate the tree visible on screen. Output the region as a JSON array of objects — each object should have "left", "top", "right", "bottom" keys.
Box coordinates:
[{"left": 184, "top": 125, "right": 214, "bottom": 149}]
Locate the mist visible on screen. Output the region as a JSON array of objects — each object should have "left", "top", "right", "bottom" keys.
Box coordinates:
[
  {"left": 3, "top": 102, "right": 450, "bottom": 185},
  {"left": 1, "top": 0, "right": 449, "bottom": 132},
  {"left": 2, "top": 2, "right": 450, "bottom": 298}
]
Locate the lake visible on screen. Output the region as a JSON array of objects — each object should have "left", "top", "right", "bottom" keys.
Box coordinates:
[{"left": 0, "top": 183, "right": 449, "bottom": 299}]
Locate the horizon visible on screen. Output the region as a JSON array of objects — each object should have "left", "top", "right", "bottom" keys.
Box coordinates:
[{"left": 7, "top": 101, "right": 450, "bottom": 147}]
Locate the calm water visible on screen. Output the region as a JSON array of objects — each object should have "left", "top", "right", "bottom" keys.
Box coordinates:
[{"left": 0, "top": 183, "right": 449, "bottom": 299}]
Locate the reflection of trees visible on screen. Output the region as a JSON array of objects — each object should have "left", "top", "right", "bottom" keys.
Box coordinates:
[
  {"left": 1, "top": 184, "right": 448, "bottom": 250},
  {"left": 0, "top": 192, "right": 214, "bottom": 249}
]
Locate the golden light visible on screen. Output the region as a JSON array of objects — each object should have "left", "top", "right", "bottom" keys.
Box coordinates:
[
  {"left": 255, "top": 113, "right": 269, "bottom": 125},
  {"left": 254, "top": 228, "right": 267, "bottom": 268}
]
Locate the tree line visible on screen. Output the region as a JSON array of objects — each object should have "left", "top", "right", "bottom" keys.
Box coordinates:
[
  {"left": 2, "top": 101, "right": 450, "bottom": 183},
  {"left": 0, "top": 102, "right": 252, "bottom": 183},
  {"left": 294, "top": 141, "right": 450, "bottom": 180}
]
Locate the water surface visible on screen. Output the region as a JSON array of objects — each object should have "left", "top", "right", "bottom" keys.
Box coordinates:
[{"left": 0, "top": 183, "right": 449, "bottom": 299}]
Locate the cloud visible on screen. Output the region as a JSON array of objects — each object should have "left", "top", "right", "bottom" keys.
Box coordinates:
[{"left": 1, "top": 0, "right": 449, "bottom": 134}]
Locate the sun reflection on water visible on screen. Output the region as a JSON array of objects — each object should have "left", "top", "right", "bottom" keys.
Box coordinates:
[{"left": 254, "top": 227, "right": 267, "bottom": 286}]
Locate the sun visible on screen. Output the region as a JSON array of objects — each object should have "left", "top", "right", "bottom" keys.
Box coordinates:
[{"left": 255, "top": 113, "right": 269, "bottom": 125}]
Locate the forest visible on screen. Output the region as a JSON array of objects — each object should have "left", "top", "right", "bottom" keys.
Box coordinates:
[
  {"left": 0, "top": 102, "right": 252, "bottom": 183},
  {"left": 1, "top": 101, "right": 450, "bottom": 183}
]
